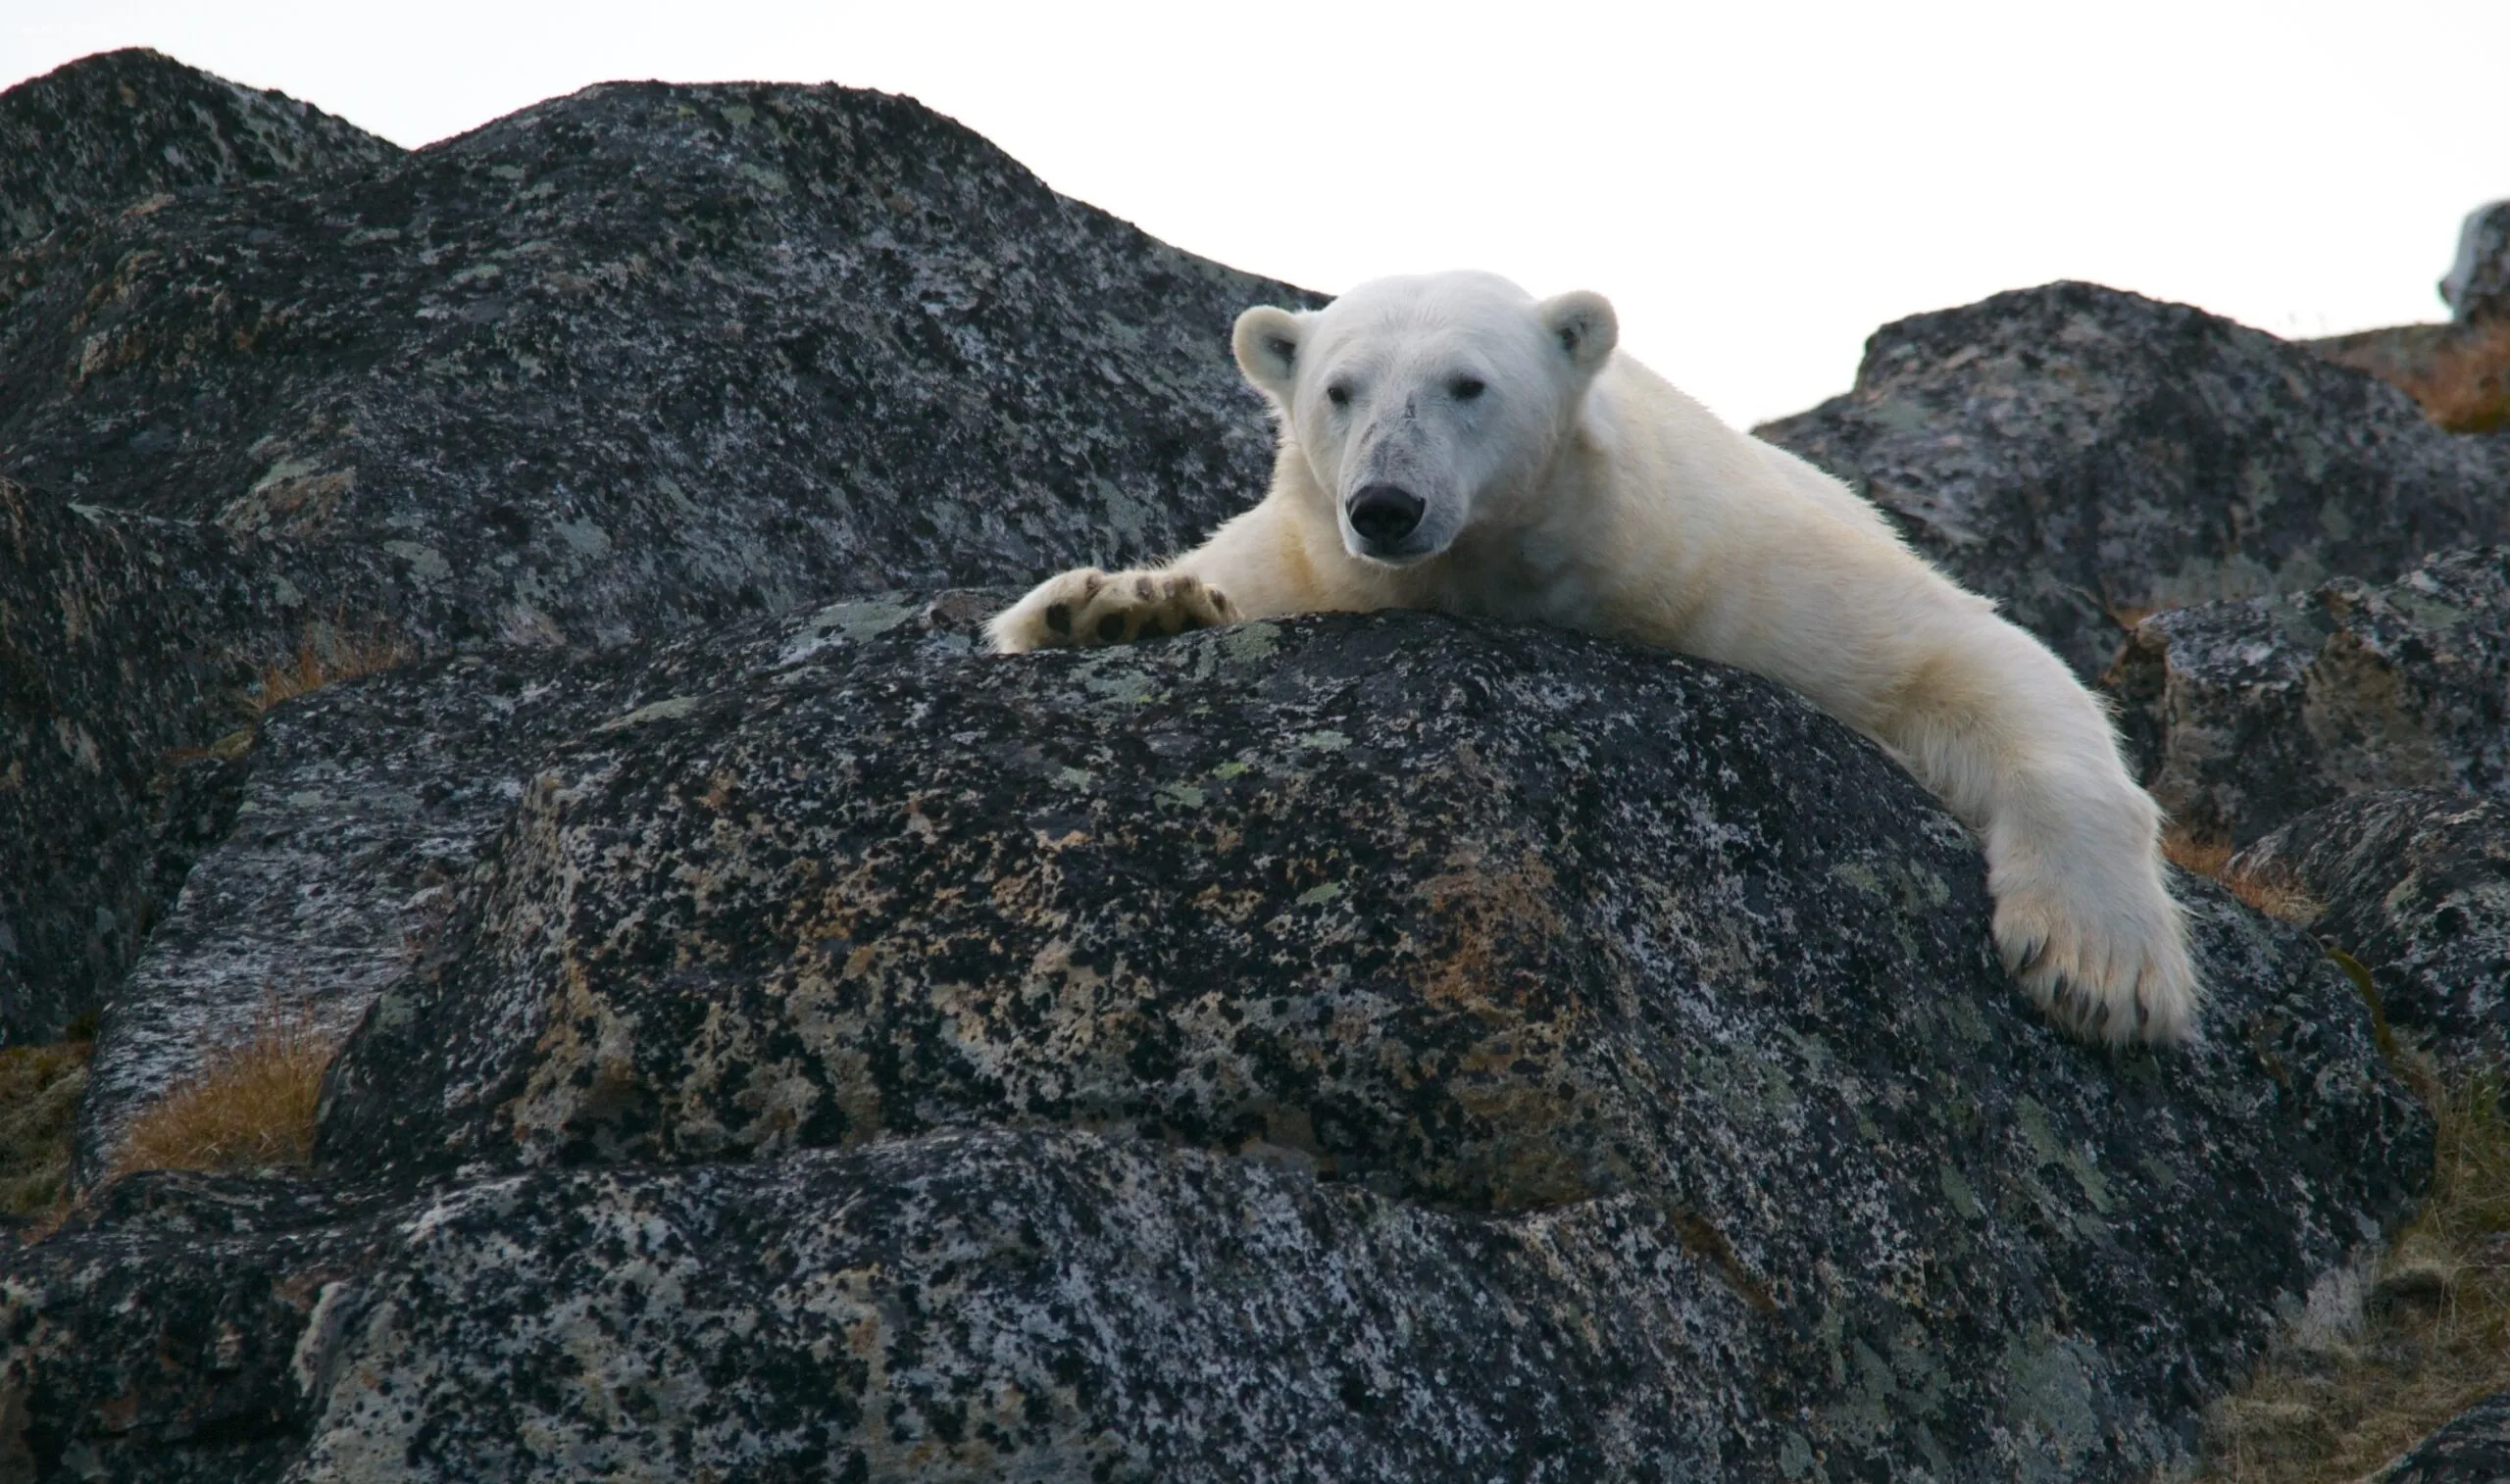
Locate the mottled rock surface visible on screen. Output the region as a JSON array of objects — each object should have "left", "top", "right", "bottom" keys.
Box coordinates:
[
  {"left": 2371, "top": 1388, "right": 2510, "bottom": 1483},
  {"left": 20, "top": 603, "right": 2427, "bottom": 1483},
  {"left": 0, "top": 53, "right": 1318, "bottom": 1042},
  {"left": 1758, "top": 282, "right": 2510, "bottom": 679},
  {"left": 2442, "top": 201, "right": 2510, "bottom": 324},
  {"left": 0, "top": 67, "right": 1316, "bottom": 655},
  {"left": 0, "top": 48, "right": 399, "bottom": 255},
  {"left": 2106, "top": 548, "right": 2510, "bottom": 846},
  {"left": 0, "top": 478, "right": 347, "bottom": 1040},
  {"left": 2229, "top": 789, "right": 2510, "bottom": 1066}
]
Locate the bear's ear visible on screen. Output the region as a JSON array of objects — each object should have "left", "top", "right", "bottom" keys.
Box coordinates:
[
  {"left": 1232, "top": 306, "right": 1305, "bottom": 399},
  {"left": 1538, "top": 291, "right": 1619, "bottom": 374}
]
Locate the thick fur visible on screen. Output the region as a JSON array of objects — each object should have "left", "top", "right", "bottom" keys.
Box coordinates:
[{"left": 991, "top": 272, "right": 2197, "bottom": 1046}]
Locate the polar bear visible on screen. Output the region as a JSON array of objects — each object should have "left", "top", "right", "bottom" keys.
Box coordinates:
[{"left": 989, "top": 272, "right": 2196, "bottom": 1046}]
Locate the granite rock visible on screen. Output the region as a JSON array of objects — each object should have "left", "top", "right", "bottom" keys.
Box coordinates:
[
  {"left": 2369, "top": 1388, "right": 2510, "bottom": 1484},
  {"left": 0, "top": 52, "right": 1318, "bottom": 1042},
  {"left": 2229, "top": 789, "right": 2510, "bottom": 1066},
  {"left": 1758, "top": 282, "right": 2510, "bottom": 679},
  {"left": 0, "top": 478, "right": 349, "bottom": 1041},
  {"left": 2441, "top": 201, "right": 2510, "bottom": 324},
  {"left": 0, "top": 48, "right": 399, "bottom": 256},
  {"left": 2105, "top": 548, "right": 2510, "bottom": 846}
]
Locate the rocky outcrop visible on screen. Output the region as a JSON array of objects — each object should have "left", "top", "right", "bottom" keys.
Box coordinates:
[
  {"left": 0, "top": 48, "right": 399, "bottom": 255},
  {"left": 16, "top": 599, "right": 2431, "bottom": 1483},
  {"left": 2229, "top": 789, "right": 2510, "bottom": 1066},
  {"left": 2370, "top": 1388, "right": 2510, "bottom": 1483},
  {"left": 1758, "top": 282, "right": 2510, "bottom": 679},
  {"left": 0, "top": 68, "right": 1315, "bottom": 655},
  {"left": 0, "top": 480, "right": 343, "bottom": 1039},
  {"left": 2441, "top": 201, "right": 2510, "bottom": 324},
  {"left": 0, "top": 55, "right": 1317, "bottom": 1043},
  {"left": 2105, "top": 548, "right": 2510, "bottom": 846}
]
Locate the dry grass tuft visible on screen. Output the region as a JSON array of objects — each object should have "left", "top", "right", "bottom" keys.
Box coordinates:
[
  {"left": 2199, "top": 1062, "right": 2510, "bottom": 1481},
  {"left": 250, "top": 626, "right": 414, "bottom": 714},
  {"left": 2163, "top": 827, "right": 2323, "bottom": 925},
  {"left": 0, "top": 1038, "right": 92, "bottom": 1221},
  {"left": 2315, "top": 320, "right": 2510, "bottom": 436},
  {"left": 113, "top": 1009, "right": 343, "bottom": 1177}
]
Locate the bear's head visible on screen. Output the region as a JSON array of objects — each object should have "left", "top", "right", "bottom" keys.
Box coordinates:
[{"left": 1232, "top": 272, "right": 1617, "bottom": 566}]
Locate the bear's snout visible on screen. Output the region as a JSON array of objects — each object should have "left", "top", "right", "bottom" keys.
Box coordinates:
[{"left": 1347, "top": 483, "right": 1427, "bottom": 546}]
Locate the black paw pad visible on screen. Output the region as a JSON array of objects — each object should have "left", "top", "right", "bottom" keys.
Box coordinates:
[{"left": 1044, "top": 603, "right": 1073, "bottom": 636}]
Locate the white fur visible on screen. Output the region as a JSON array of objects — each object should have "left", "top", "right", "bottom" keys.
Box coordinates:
[{"left": 991, "top": 272, "right": 2197, "bottom": 1046}]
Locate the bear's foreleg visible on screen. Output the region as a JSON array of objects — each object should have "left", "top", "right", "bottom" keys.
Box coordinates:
[{"left": 1850, "top": 605, "right": 2199, "bottom": 1046}]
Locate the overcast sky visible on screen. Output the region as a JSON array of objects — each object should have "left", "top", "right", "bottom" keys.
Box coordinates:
[{"left": 7, "top": 1, "right": 2505, "bottom": 427}]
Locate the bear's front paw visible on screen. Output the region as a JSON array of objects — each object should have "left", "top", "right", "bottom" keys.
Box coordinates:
[
  {"left": 1994, "top": 868, "right": 2198, "bottom": 1047},
  {"left": 987, "top": 568, "right": 1238, "bottom": 654}
]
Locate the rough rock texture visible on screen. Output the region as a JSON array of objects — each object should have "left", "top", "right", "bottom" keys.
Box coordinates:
[
  {"left": 2371, "top": 1388, "right": 2510, "bottom": 1483},
  {"left": 0, "top": 67, "right": 1316, "bottom": 654},
  {"left": 0, "top": 53, "right": 1318, "bottom": 1043},
  {"left": 2228, "top": 789, "right": 2510, "bottom": 1066},
  {"left": 71, "top": 592, "right": 990, "bottom": 1179},
  {"left": 0, "top": 478, "right": 347, "bottom": 1040},
  {"left": 0, "top": 48, "right": 399, "bottom": 255},
  {"left": 23, "top": 603, "right": 2427, "bottom": 1483},
  {"left": 2441, "top": 201, "right": 2510, "bottom": 324},
  {"left": 2105, "top": 548, "right": 2510, "bottom": 846},
  {"left": 1757, "top": 281, "right": 2510, "bottom": 679}
]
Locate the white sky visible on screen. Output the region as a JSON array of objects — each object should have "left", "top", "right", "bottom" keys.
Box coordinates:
[{"left": 6, "top": 1, "right": 2506, "bottom": 428}]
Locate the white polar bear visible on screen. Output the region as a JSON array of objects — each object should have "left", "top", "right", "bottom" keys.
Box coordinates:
[{"left": 990, "top": 272, "right": 2196, "bottom": 1046}]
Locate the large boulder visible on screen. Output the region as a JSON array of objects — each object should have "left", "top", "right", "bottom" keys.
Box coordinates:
[
  {"left": 0, "top": 63, "right": 1315, "bottom": 655},
  {"left": 2440, "top": 201, "right": 2510, "bottom": 325},
  {"left": 0, "top": 480, "right": 342, "bottom": 1039},
  {"left": 0, "top": 48, "right": 398, "bottom": 255},
  {"left": 2229, "top": 789, "right": 2510, "bottom": 1066},
  {"left": 2105, "top": 547, "right": 2510, "bottom": 846},
  {"left": 16, "top": 601, "right": 2431, "bottom": 1482},
  {"left": 0, "top": 53, "right": 1318, "bottom": 1042},
  {"left": 1757, "top": 282, "right": 2510, "bottom": 679}
]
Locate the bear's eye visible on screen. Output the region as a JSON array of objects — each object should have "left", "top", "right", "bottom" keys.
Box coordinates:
[
  {"left": 1326, "top": 383, "right": 1352, "bottom": 409},
  {"left": 1450, "top": 376, "right": 1486, "bottom": 402}
]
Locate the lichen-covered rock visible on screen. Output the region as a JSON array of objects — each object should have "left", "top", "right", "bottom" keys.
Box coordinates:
[
  {"left": 2441, "top": 201, "right": 2510, "bottom": 324},
  {"left": 0, "top": 64, "right": 1318, "bottom": 657},
  {"left": 2229, "top": 789, "right": 2510, "bottom": 1065},
  {"left": 1757, "top": 282, "right": 2510, "bottom": 679},
  {"left": 2369, "top": 1388, "right": 2510, "bottom": 1483},
  {"left": 72, "top": 592, "right": 990, "bottom": 1178},
  {"left": 0, "top": 478, "right": 349, "bottom": 1041},
  {"left": 0, "top": 48, "right": 399, "bottom": 255},
  {"left": 7, "top": 607, "right": 2432, "bottom": 1480},
  {"left": 0, "top": 52, "right": 1318, "bottom": 1043},
  {"left": 2106, "top": 548, "right": 2510, "bottom": 846}
]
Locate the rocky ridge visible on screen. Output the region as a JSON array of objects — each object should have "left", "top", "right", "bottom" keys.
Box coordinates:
[{"left": 3, "top": 44, "right": 2506, "bottom": 1484}]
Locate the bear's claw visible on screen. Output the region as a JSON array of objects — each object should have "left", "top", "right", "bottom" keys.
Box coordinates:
[
  {"left": 988, "top": 568, "right": 1236, "bottom": 654},
  {"left": 1993, "top": 872, "right": 2197, "bottom": 1048}
]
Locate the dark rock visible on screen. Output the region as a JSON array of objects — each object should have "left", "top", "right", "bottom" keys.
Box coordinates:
[
  {"left": 1757, "top": 281, "right": 2510, "bottom": 679},
  {"left": 0, "top": 67, "right": 1320, "bottom": 657},
  {"left": 2442, "top": 201, "right": 2510, "bottom": 324},
  {"left": 62, "top": 604, "right": 2413, "bottom": 1482},
  {"left": 2229, "top": 789, "right": 2510, "bottom": 1065},
  {"left": 0, "top": 54, "right": 1319, "bottom": 1043},
  {"left": 2369, "top": 1388, "right": 2510, "bottom": 1483},
  {"left": 0, "top": 479, "right": 347, "bottom": 1041},
  {"left": 2106, "top": 548, "right": 2510, "bottom": 846},
  {"left": 0, "top": 48, "right": 399, "bottom": 255}
]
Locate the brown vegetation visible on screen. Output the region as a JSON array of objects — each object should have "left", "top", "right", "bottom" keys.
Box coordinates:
[
  {"left": 0, "top": 1037, "right": 91, "bottom": 1220},
  {"left": 2200, "top": 1062, "right": 2510, "bottom": 1481},
  {"left": 2162, "top": 827, "right": 2323, "bottom": 925},
  {"left": 2312, "top": 320, "right": 2510, "bottom": 436},
  {"left": 112, "top": 1008, "right": 342, "bottom": 1176},
  {"left": 249, "top": 624, "right": 414, "bottom": 714}
]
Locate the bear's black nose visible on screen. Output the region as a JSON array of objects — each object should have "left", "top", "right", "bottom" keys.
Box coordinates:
[{"left": 1347, "top": 483, "right": 1425, "bottom": 544}]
